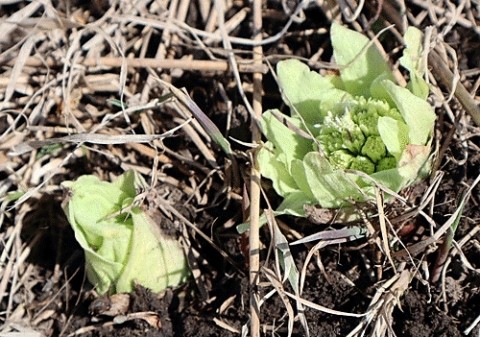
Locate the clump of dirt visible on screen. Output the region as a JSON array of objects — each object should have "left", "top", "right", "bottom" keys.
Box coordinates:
[{"left": 394, "top": 290, "right": 461, "bottom": 337}]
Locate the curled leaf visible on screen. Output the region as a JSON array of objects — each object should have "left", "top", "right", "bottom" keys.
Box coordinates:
[{"left": 62, "top": 170, "right": 189, "bottom": 294}]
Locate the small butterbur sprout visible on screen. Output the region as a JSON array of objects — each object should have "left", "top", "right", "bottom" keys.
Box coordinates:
[
  {"left": 62, "top": 170, "right": 189, "bottom": 294},
  {"left": 258, "top": 23, "right": 436, "bottom": 217}
]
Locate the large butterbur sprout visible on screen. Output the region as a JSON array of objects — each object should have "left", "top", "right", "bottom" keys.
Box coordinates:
[{"left": 258, "top": 23, "right": 436, "bottom": 216}]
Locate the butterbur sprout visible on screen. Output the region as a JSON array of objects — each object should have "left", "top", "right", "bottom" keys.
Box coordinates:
[
  {"left": 62, "top": 170, "right": 189, "bottom": 294},
  {"left": 258, "top": 23, "right": 436, "bottom": 217}
]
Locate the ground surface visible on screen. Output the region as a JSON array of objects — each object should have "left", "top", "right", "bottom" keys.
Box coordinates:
[{"left": 1, "top": 1, "right": 480, "bottom": 336}]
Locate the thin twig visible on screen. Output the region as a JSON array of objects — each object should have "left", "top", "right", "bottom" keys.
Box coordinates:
[
  {"left": 249, "top": 0, "right": 263, "bottom": 336},
  {"left": 428, "top": 48, "right": 480, "bottom": 127},
  {"left": 4, "top": 56, "right": 266, "bottom": 73}
]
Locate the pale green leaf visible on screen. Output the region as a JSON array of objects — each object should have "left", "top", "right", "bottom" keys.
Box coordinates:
[
  {"left": 400, "top": 27, "right": 429, "bottom": 99},
  {"left": 369, "top": 168, "right": 406, "bottom": 194},
  {"left": 407, "top": 73, "right": 429, "bottom": 100},
  {"left": 382, "top": 80, "right": 436, "bottom": 145},
  {"left": 369, "top": 72, "right": 396, "bottom": 107},
  {"left": 331, "top": 22, "right": 394, "bottom": 97},
  {"left": 371, "top": 144, "right": 431, "bottom": 192},
  {"left": 116, "top": 209, "right": 189, "bottom": 293},
  {"left": 377, "top": 116, "right": 409, "bottom": 160},
  {"left": 257, "top": 142, "right": 299, "bottom": 196},
  {"left": 63, "top": 175, "right": 132, "bottom": 251},
  {"left": 302, "top": 152, "right": 363, "bottom": 208},
  {"left": 276, "top": 59, "right": 351, "bottom": 125},
  {"left": 400, "top": 27, "right": 424, "bottom": 74},
  {"left": 277, "top": 191, "right": 314, "bottom": 217},
  {"left": 261, "top": 110, "right": 313, "bottom": 170},
  {"left": 290, "top": 158, "right": 315, "bottom": 200}
]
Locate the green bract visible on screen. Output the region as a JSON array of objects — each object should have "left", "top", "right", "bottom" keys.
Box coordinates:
[
  {"left": 62, "top": 170, "right": 189, "bottom": 294},
  {"left": 258, "top": 23, "right": 436, "bottom": 217}
]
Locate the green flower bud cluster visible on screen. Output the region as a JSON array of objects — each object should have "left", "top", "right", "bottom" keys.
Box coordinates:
[{"left": 316, "top": 97, "right": 402, "bottom": 174}]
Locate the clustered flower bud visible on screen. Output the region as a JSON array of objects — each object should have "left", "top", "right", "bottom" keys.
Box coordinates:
[{"left": 316, "top": 97, "right": 403, "bottom": 174}]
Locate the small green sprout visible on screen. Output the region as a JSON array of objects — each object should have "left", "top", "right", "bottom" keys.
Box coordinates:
[
  {"left": 258, "top": 23, "right": 436, "bottom": 217},
  {"left": 62, "top": 170, "right": 189, "bottom": 294}
]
